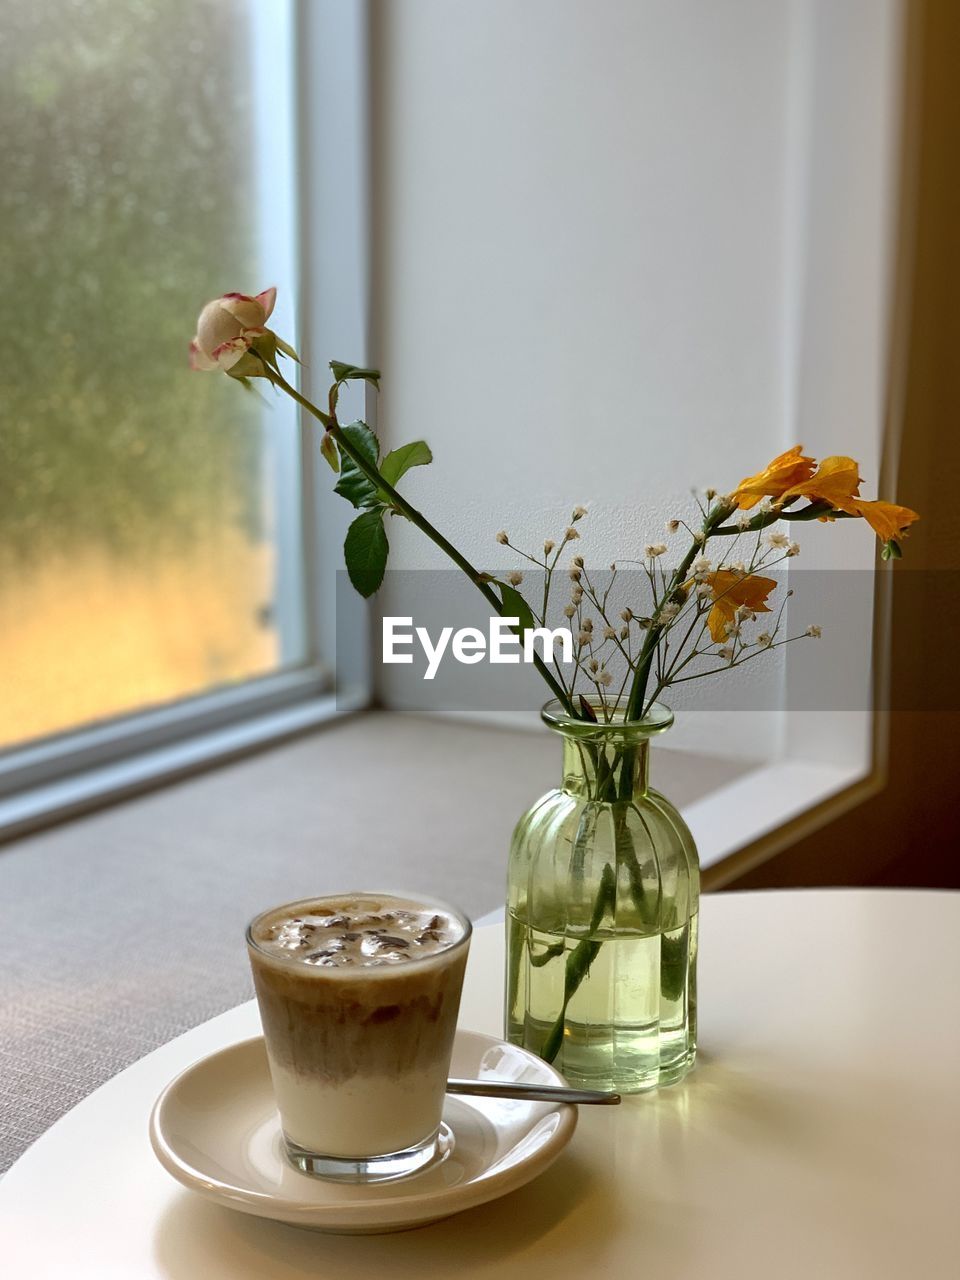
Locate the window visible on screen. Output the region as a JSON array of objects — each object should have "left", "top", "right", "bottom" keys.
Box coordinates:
[
  {"left": 0, "top": 0, "right": 306, "bottom": 754},
  {"left": 0, "top": 0, "right": 374, "bottom": 839}
]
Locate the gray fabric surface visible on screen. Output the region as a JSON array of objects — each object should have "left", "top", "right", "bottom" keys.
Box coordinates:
[{"left": 0, "top": 711, "right": 747, "bottom": 1172}]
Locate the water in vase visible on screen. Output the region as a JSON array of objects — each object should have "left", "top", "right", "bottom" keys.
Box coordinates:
[{"left": 507, "top": 909, "right": 698, "bottom": 1093}]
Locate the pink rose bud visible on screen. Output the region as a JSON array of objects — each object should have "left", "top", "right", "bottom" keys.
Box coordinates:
[{"left": 189, "top": 288, "right": 278, "bottom": 372}]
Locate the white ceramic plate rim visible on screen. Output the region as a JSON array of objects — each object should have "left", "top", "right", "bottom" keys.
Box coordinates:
[{"left": 149, "top": 1028, "right": 578, "bottom": 1228}]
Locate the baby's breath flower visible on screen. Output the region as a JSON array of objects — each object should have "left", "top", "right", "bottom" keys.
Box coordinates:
[
  {"left": 572, "top": 555, "right": 585, "bottom": 568},
  {"left": 658, "top": 602, "right": 680, "bottom": 624},
  {"left": 543, "top": 539, "right": 556, "bottom": 555},
  {"left": 786, "top": 541, "right": 801, "bottom": 557},
  {"left": 620, "top": 608, "right": 633, "bottom": 622},
  {"left": 696, "top": 582, "right": 712, "bottom": 599},
  {"left": 578, "top": 631, "right": 593, "bottom": 646},
  {"left": 736, "top": 605, "right": 756, "bottom": 621},
  {"left": 729, "top": 560, "right": 747, "bottom": 575},
  {"left": 764, "top": 531, "right": 790, "bottom": 549},
  {"left": 620, "top": 625, "right": 630, "bottom": 640},
  {"left": 571, "top": 587, "right": 584, "bottom": 604},
  {"left": 665, "top": 519, "right": 680, "bottom": 533},
  {"left": 645, "top": 542, "right": 668, "bottom": 559},
  {"left": 507, "top": 570, "right": 524, "bottom": 586},
  {"left": 588, "top": 658, "right": 600, "bottom": 674},
  {"left": 735, "top": 513, "right": 753, "bottom": 531},
  {"left": 569, "top": 568, "right": 582, "bottom": 582},
  {"left": 692, "top": 531, "right": 706, "bottom": 545},
  {"left": 597, "top": 670, "right": 613, "bottom": 687},
  {"left": 495, "top": 530, "right": 509, "bottom": 545},
  {"left": 705, "top": 488, "right": 717, "bottom": 501},
  {"left": 718, "top": 646, "right": 734, "bottom": 661},
  {"left": 602, "top": 625, "right": 617, "bottom": 640},
  {"left": 692, "top": 554, "right": 712, "bottom": 580},
  {"left": 805, "top": 625, "right": 822, "bottom": 638},
  {"left": 564, "top": 527, "right": 580, "bottom": 542},
  {"left": 563, "top": 604, "right": 576, "bottom": 619},
  {"left": 582, "top": 617, "right": 593, "bottom": 632},
  {"left": 572, "top": 505, "right": 588, "bottom": 521},
  {"left": 758, "top": 496, "right": 774, "bottom": 514},
  {"left": 756, "top": 631, "right": 773, "bottom": 648}
]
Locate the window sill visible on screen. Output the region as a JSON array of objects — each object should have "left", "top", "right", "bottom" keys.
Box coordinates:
[
  {"left": 0, "top": 702, "right": 871, "bottom": 877},
  {"left": 0, "top": 687, "right": 367, "bottom": 845}
]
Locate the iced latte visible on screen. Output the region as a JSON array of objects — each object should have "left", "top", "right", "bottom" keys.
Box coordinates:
[{"left": 247, "top": 892, "right": 471, "bottom": 1180}]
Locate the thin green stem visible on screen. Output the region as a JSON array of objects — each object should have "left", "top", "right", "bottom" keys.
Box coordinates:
[
  {"left": 625, "top": 501, "right": 733, "bottom": 720},
  {"left": 269, "top": 365, "right": 576, "bottom": 712},
  {"left": 711, "top": 499, "right": 855, "bottom": 536}
]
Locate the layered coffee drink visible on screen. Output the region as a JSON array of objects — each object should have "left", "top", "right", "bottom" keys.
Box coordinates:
[{"left": 247, "top": 892, "right": 471, "bottom": 1180}]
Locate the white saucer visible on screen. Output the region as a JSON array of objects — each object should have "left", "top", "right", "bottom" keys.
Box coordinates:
[{"left": 149, "top": 1028, "right": 578, "bottom": 1234}]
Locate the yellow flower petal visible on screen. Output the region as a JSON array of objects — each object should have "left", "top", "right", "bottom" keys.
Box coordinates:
[
  {"left": 780, "top": 455, "right": 862, "bottom": 509},
  {"left": 731, "top": 445, "right": 816, "bottom": 510},
  {"left": 849, "top": 499, "right": 919, "bottom": 542},
  {"left": 703, "top": 571, "right": 777, "bottom": 642},
  {"left": 733, "top": 446, "right": 920, "bottom": 547}
]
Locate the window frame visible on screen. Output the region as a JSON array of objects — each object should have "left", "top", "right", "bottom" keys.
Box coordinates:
[{"left": 0, "top": 0, "right": 373, "bottom": 842}]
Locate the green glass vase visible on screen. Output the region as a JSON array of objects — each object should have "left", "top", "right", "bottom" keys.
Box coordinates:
[{"left": 505, "top": 699, "right": 699, "bottom": 1092}]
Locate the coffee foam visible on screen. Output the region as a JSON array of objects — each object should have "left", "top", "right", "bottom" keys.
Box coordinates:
[{"left": 249, "top": 895, "right": 465, "bottom": 971}]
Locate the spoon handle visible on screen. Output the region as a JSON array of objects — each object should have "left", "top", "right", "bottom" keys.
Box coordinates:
[{"left": 447, "top": 1078, "right": 621, "bottom": 1105}]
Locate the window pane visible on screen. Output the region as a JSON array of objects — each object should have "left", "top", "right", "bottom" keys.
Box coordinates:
[{"left": 0, "top": 0, "right": 304, "bottom": 751}]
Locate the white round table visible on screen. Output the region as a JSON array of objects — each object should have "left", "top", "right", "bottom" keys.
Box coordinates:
[{"left": 1, "top": 890, "right": 958, "bottom": 1278}]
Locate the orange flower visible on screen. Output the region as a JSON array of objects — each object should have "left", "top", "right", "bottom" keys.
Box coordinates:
[
  {"left": 780, "top": 455, "right": 862, "bottom": 512},
  {"left": 731, "top": 445, "right": 816, "bottom": 509},
  {"left": 701, "top": 571, "right": 778, "bottom": 643},
  {"left": 847, "top": 499, "right": 919, "bottom": 542},
  {"left": 779, "top": 456, "right": 919, "bottom": 542}
]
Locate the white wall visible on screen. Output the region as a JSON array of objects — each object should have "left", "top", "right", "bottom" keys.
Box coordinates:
[{"left": 369, "top": 0, "right": 903, "bottom": 761}]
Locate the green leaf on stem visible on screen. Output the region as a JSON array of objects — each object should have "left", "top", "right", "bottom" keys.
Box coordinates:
[
  {"left": 540, "top": 939, "right": 601, "bottom": 1063},
  {"left": 225, "top": 350, "right": 272, "bottom": 382},
  {"left": 344, "top": 509, "right": 389, "bottom": 597},
  {"left": 329, "top": 361, "right": 381, "bottom": 387},
  {"left": 379, "top": 440, "right": 433, "bottom": 487},
  {"left": 334, "top": 421, "right": 381, "bottom": 509},
  {"left": 274, "top": 333, "right": 301, "bottom": 363},
  {"left": 660, "top": 929, "right": 688, "bottom": 1002},
  {"left": 248, "top": 329, "right": 278, "bottom": 368},
  {"left": 881, "top": 538, "right": 902, "bottom": 561},
  {"left": 497, "top": 583, "right": 536, "bottom": 639},
  {"left": 539, "top": 862, "right": 616, "bottom": 1062},
  {"left": 319, "top": 431, "right": 340, "bottom": 473},
  {"left": 589, "top": 862, "right": 618, "bottom": 934}
]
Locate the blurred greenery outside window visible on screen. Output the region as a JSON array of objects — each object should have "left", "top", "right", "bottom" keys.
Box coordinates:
[{"left": 0, "top": 0, "right": 306, "bottom": 753}]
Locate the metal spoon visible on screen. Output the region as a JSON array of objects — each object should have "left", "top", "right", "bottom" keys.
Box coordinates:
[{"left": 447, "top": 1079, "right": 621, "bottom": 1105}]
